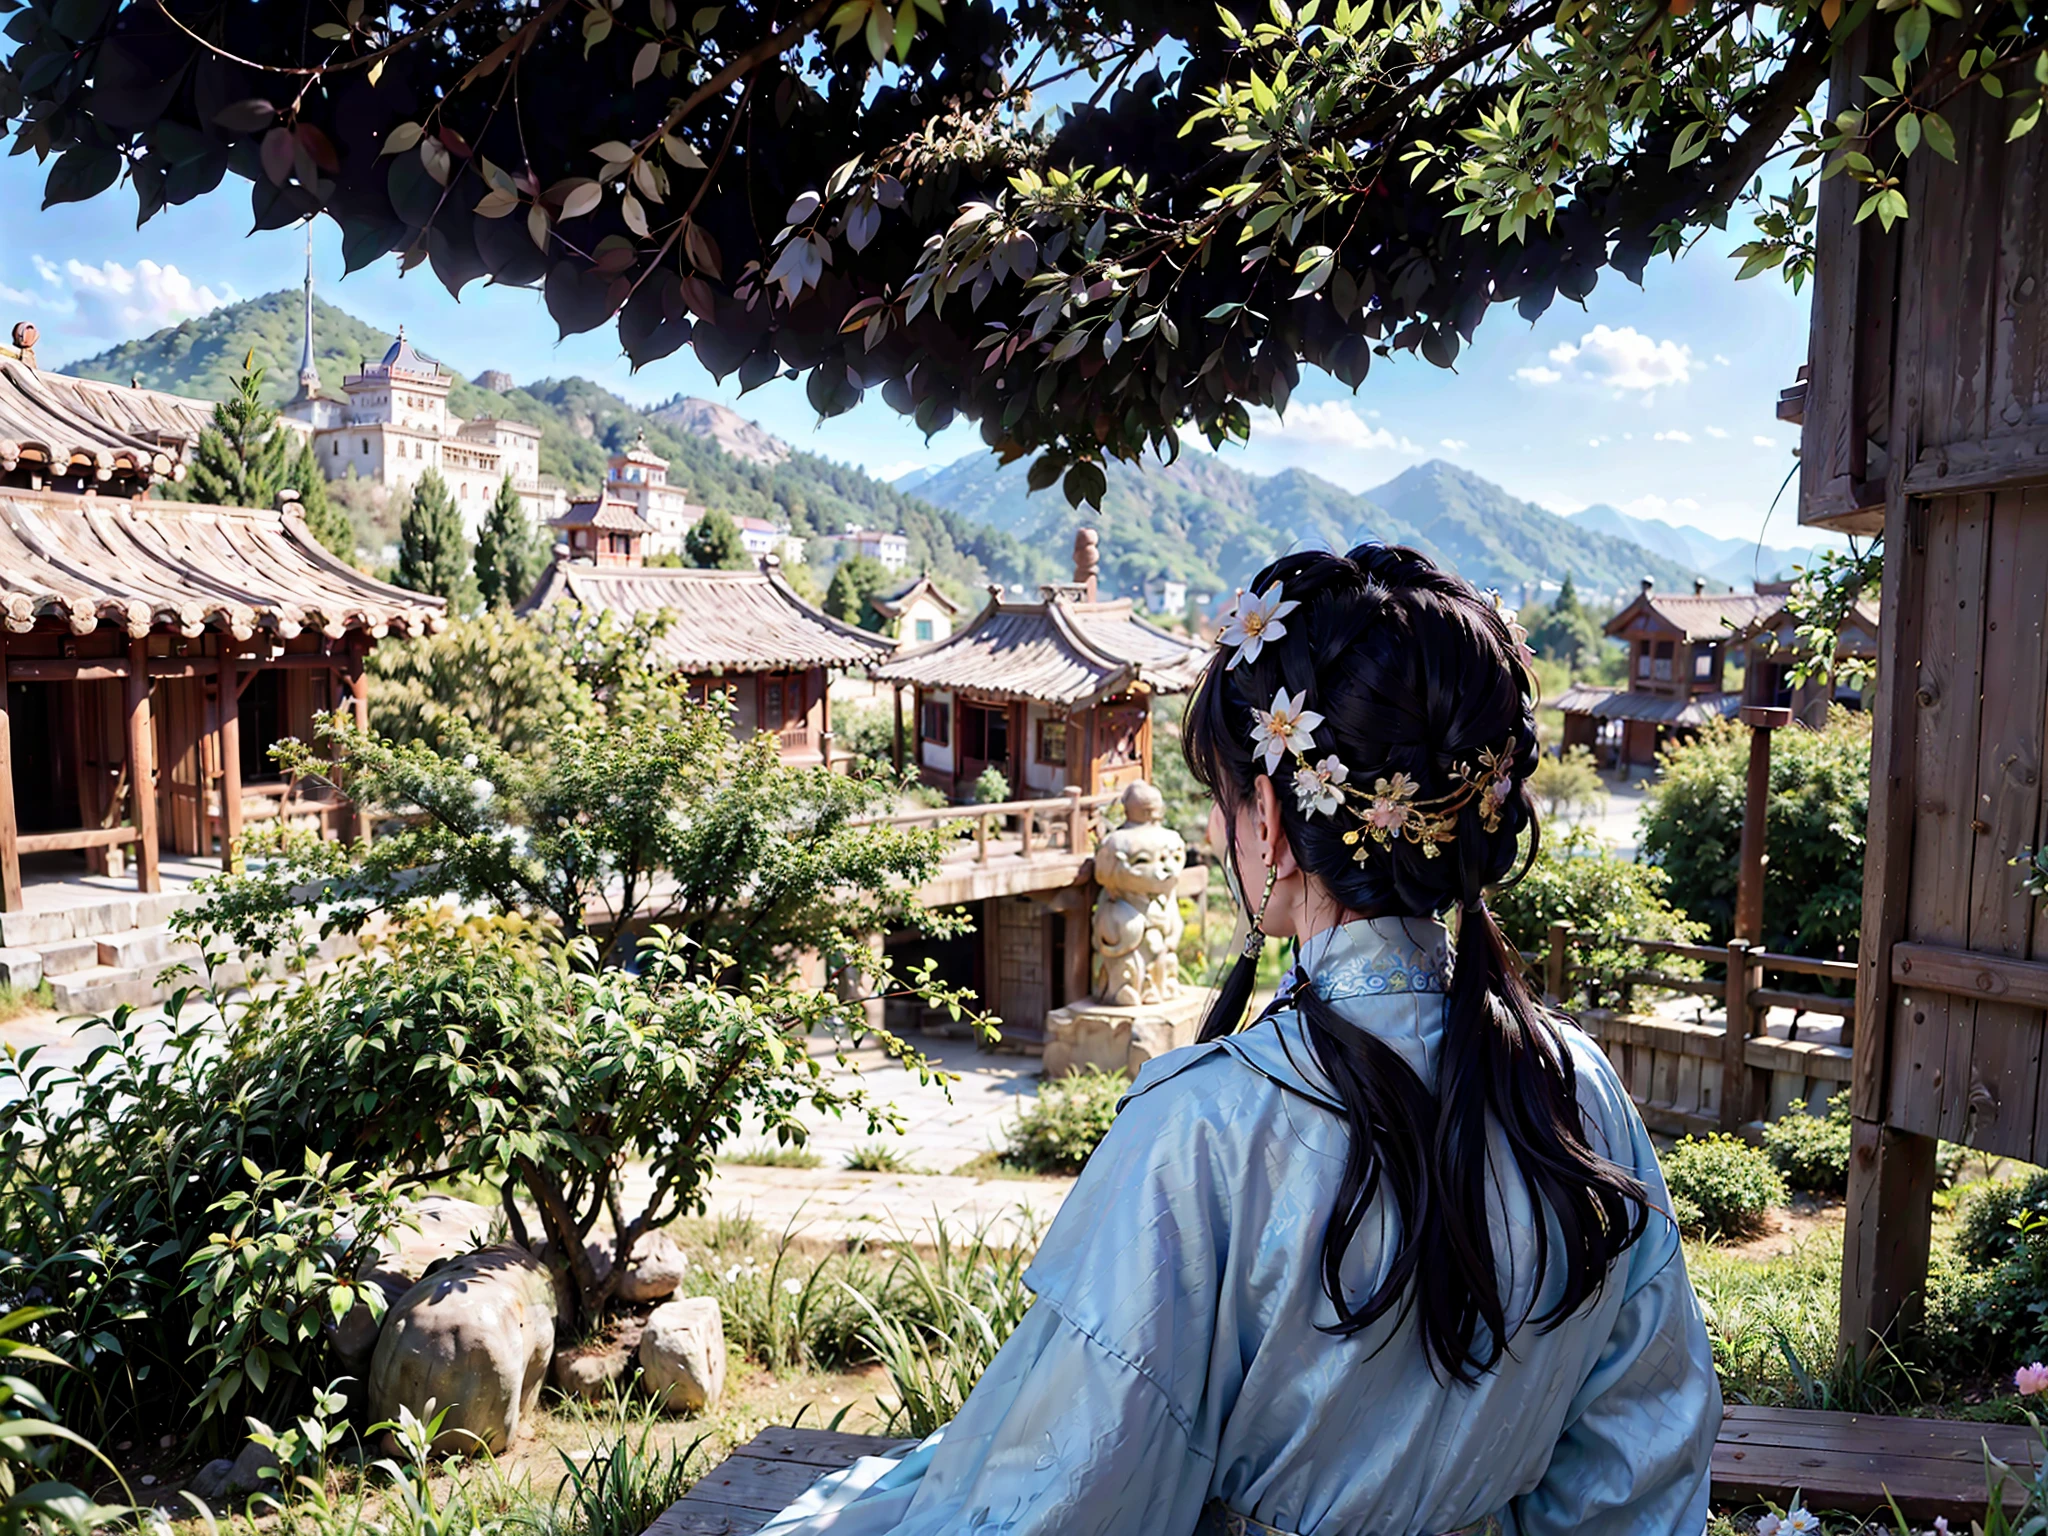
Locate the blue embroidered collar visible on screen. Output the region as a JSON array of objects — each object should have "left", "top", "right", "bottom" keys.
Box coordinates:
[{"left": 1295, "top": 917, "right": 1452, "bottom": 1000}]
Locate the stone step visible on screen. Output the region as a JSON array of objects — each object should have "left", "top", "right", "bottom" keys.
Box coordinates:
[
  {"left": 95, "top": 925, "right": 200, "bottom": 971},
  {"left": 36, "top": 937, "right": 103, "bottom": 977},
  {"left": 0, "top": 888, "right": 191, "bottom": 950},
  {"left": 47, "top": 955, "right": 251, "bottom": 1017}
]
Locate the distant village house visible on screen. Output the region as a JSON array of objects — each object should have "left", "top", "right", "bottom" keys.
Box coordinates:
[
  {"left": 603, "top": 432, "right": 703, "bottom": 557},
  {"left": 869, "top": 573, "right": 962, "bottom": 648}
]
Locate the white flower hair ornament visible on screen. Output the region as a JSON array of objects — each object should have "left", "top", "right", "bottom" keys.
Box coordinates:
[
  {"left": 1487, "top": 589, "right": 1540, "bottom": 677},
  {"left": 1249, "top": 687, "right": 1322, "bottom": 773},
  {"left": 1219, "top": 581, "right": 1300, "bottom": 668},
  {"left": 1292, "top": 755, "right": 1349, "bottom": 817}
]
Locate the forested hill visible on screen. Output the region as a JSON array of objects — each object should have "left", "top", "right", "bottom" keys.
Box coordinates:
[
  {"left": 908, "top": 449, "right": 1710, "bottom": 600},
  {"left": 62, "top": 291, "right": 1051, "bottom": 599}
]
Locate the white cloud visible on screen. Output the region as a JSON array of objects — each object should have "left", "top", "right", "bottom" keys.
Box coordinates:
[
  {"left": 1587, "top": 436, "right": 1607, "bottom": 448},
  {"left": 20, "top": 257, "right": 234, "bottom": 345},
  {"left": 1705, "top": 426, "right": 1729, "bottom": 439},
  {"left": 1547, "top": 325, "right": 1695, "bottom": 391},
  {"left": 1675, "top": 497, "right": 1701, "bottom": 511},
  {"left": 1713, "top": 354, "right": 1732, "bottom": 366},
  {"left": 1654, "top": 430, "right": 1694, "bottom": 444},
  {"left": 1440, "top": 437, "right": 1469, "bottom": 451},
  {"left": 1248, "top": 401, "right": 1417, "bottom": 455},
  {"left": 1753, "top": 434, "right": 1779, "bottom": 448},
  {"left": 1515, "top": 364, "right": 1563, "bottom": 385}
]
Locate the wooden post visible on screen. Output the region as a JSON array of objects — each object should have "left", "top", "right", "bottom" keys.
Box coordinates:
[
  {"left": 0, "top": 642, "right": 19, "bottom": 913},
  {"left": 975, "top": 811, "right": 990, "bottom": 863},
  {"left": 124, "top": 638, "right": 160, "bottom": 894},
  {"left": 1734, "top": 705, "right": 1791, "bottom": 944},
  {"left": 217, "top": 647, "right": 242, "bottom": 870},
  {"left": 892, "top": 685, "right": 906, "bottom": 776},
  {"left": 1722, "top": 940, "right": 1758, "bottom": 1131},
  {"left": 348, "top": 647, "right": 371, "bottom": 846},
  {"left": 1546, "top": 922, "right": 1571, "bottom": 1006},
  {"left": 1064, "top": 785, "right": 1084, "bottom": 851}
]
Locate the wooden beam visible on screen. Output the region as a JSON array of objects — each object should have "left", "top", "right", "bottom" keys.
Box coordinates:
[
  {"left": 124, "top": 638, "right": 160, "bottom": 894},
  {"left": 1893, "top": 941, "right": 2048, "bottom": 1009},
  {"left": 8, "top": 658, "right": 131, "bottom": 682},
  {"left": 347, "top": 647, "right": 370, "bottom": 846},
  {"left": 17, "top": 826, "right": 140, "bottom": 854},
  {"left": 0, "top": 641, "right": 19, "bottom": 912},
  {"left": 218, "top": 648, "right": 242, "bottom": 871},
  {"left": 1904, "top": 422, "right": 2048, "bottom": 497}
]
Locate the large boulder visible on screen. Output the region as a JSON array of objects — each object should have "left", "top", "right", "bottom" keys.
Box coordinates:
[
  {"left": 368, "top": 1245, "right": 558, "bottom": 1454},
  {"left": 637, "top": 1296, "right": 726, "bottom": 1413},
  {"left": 330, "top": 1195, "right": 501, "bottom": 1373},
  {"left": 583, "top": 1230, "right": 689, "bottom": 1303},
  {"left": 550, "top": 1317, "right": 646, "bottom": 1401}
]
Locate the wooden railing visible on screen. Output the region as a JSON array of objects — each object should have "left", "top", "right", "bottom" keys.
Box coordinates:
[
  {"left": 854, "top": 788, "right": 1119, "bottom": 865},
  {"left": 1541, "top": 924, "right": 1858, "bottom": 1136}
]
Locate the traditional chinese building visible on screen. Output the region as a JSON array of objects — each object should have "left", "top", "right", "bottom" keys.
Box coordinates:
[
  {"left": 602, "top": 432, "right": 703, "bottom": 557},
  {"left": 550, "top": 494, "right": 655, "bottom": 568},
  {"left": 1553, "top": 579, "right": 1778, "bottom": 770},
  {"left": 1733, "top": 590, "right": 1880, "bottom": 726},
  {"left": 517, "top": 553, "right": 889, "bottom": 765},
  {"left": 0, "top": 353, "right": 443, "bottom": 931},
  {"left": 873, "top": 530, "right": 1206, "bottom": 800}
]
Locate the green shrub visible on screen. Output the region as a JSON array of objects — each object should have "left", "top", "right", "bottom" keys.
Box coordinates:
[
  {"left": 971, "top": 766, "right": 1012, "bottom": 805},
  {"left": 845, "top": 1143, "right": 913, "bottom": 1172},
  {"left": 1958, "top": 1171, "right": 2048, "bottom": 1271},
  {"left": 1922, "top": 1211, "right": 2048, "bottom": 1373},
  {"left": 1528, "top": 747, "right": 1609, "bottom": 825},
  {"left": 1639, "top": 709, "right": 1871, "bottom": 956},
  {"left": 1489, "top": 826, "right": 1708, "bottom": 1011},
  {"left": 1762, "top": 1091, "right": 1854, "bottom": 1194},
  {"left": 1660, "top": 1134, "right": 1786, "bottom": 1239},
  {"left": 1006, "top": 1068, "right": 1127, "bottom": 1174}
]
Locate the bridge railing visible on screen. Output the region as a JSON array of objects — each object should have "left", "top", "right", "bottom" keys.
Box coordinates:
[{"left": 854, "top": 787, "right": 1122, "bottom": 864}]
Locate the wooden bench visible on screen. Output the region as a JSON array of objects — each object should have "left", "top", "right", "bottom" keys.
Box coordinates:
[{"left": 648, "top": 1409, "right": 2041, "bottom": 1534}]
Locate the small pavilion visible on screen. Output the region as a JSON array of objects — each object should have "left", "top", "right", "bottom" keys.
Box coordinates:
[
  {"left": 1554, "top": 579, "right": 1778, "bottom": 770},
  {"left": 873, "top": 531, "right": 1205, "bottom": 801},
  {"left": 0, "top": 349, "right": 444, "bottom": 910},
  {"left": 517, "top": 550, "right": 890, "bottom": 766}
]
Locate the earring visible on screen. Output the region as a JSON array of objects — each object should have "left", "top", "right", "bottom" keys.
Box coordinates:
[{"left": 1242, "top": 866, "right": 1280, "bottom": 959}]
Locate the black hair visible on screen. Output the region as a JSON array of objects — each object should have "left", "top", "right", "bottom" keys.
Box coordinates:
[{"left": 1184, "top": 543, "right": 1648, "bottom": 1382}]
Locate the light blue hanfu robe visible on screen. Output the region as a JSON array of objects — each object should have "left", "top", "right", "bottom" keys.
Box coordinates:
[{"left": 762, "top": 917, "right": 1720, "bottom": 1536}]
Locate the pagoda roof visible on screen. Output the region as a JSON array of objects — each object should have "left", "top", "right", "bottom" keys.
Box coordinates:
[
  {"left": 870, "top": 572, "right": 963, "bottom": 620},
  {"left": 874, "top": 589, "right": 1206, "bottom": 707},
  {"left": 0, "top": 359, "right": 212, "bottom": 491},
  {"left": 1730, "top": 598, "right": 1882, "bottom": 658},
  {"left": 0, "top": 487, "right": 444, "bottom": 641},
  {"left": 517, "top": 559, "right": 891, "bottom": 673},
  {"left": 552, "top": 496, "right": 653, "bottom": 534},
  {"left": 1603, "top": 588, "right": 1781, "bottom": 643}
]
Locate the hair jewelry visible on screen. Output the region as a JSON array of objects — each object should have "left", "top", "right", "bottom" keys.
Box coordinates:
[{"left": 1242, "top": 865, "right": 1280, "bottom": 959}]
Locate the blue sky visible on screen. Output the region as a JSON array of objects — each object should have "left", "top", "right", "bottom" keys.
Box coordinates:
[{"left": 0, "top": 151, "right": 1816, "bottom": 547}]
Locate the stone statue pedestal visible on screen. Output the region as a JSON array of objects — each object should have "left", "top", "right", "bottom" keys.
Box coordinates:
[{"left": 1042, "top": 991, "right": 1208, "bottom": 1079}]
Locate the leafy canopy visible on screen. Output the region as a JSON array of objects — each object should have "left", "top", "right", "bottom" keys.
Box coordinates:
[{"left": 8, "top": 0, "right": 2040, "bottom": 500}]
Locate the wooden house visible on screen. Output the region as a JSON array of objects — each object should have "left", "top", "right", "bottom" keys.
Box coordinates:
[
  {"left": 872, "top": 535, "right": 1205, "bottom": 802},
  {"left": 1554, "top": 579, "right": 1777, "bottom": 769},
  {"left": 550, "top": 494, "right": 656, "bottom": 568},
  {"left": 0, "top": 357, "right": 444, "bottom": 910},
  {"left": 1782, "top": 17, "right": 2048, "bottom": 1354},
  {"left": 1733, "top": 594, "right": 1881, "bottom": 726},
  {"left": 517, "top": 554, "right": 890, "bottom": 765}
]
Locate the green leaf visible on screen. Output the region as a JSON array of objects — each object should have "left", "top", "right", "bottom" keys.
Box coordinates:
[
  {"left": 1893, "top": 5, "right": 1929, "bottom": 62},
  {"left": 1894, "top": 111, "right": 1921, "bottom": 155},
  {"left": 2012, "top": 100, "right": 2043, "bottom": 140}
]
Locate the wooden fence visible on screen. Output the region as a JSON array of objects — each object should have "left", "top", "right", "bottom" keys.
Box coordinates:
[
  {"left": 854, "top": 787, "right": 1118, "bottom": 864},
  {"left": 1541, "top": 925, "right": 1858, "bottom": 1139}
]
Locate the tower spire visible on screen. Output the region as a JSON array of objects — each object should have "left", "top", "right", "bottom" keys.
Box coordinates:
[{"left": 296, "top": 226, "right": 320, "bottom": 402}]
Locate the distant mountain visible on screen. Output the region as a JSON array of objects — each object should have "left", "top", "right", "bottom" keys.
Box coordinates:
[
  {"left": 648, "top": 396, "right": 790, "bottom": 467},
  {"left": 63, "top": 292, "right": 1045, "bottom": 600},
  {"left": 908, "top": 449, "right": 1708, "bottom": 601},
  {"left": 1567, "top": 503, "right": 1830, "bottom": 588}
]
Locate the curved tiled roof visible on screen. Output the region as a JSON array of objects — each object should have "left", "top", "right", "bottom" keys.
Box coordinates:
[
  {"left": 0, "top": 360, "right": 212, "bottom": 490},
  {"left": 1604, "top": 590, "right": 1781, "bottom": 643},
  {"left": 552, "top": 497, "right": 654, "bottom": 533},
  {"left": 871, "top": 573, "right": 963, "bottom": 620},
  {"left": 517, "top": 559, "right": 891, "bottom": 672},
  {"left": 874, "top": 591, "right": 1206, "bottom": 707},
  {"left": 0, "top": 488, "right": 446, "bottom": 640},
  {"left": 1553, "top": 684, "right": 1741, "bottom": 726}
]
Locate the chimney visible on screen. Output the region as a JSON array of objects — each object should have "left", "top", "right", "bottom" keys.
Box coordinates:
[
  {"left": 1640, "top": 577, "right": 1654, "bottom": 596},
  {"left": 1072, "top": 527, "right": 1100, "bottom": 602},
  {"left": 1694, "top": 576, "right": 1706, "bottom": 595},
  {"left": 11, "top": 322, "right": 37, "bottom": 369}
]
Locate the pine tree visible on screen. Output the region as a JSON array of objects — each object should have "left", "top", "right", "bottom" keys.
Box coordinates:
[
  {"left": 475, "top": 475, "right": 549, "bottom": 607},
  {"left": 684, "top": 505, "right": 748, "bottom": 570},
  {"left": 286, "top": 437, "right": 354, "bottom": 559},
  {"left": 1554, "top": 573, "right": 1580, "bottom": 615},
  {"left": 824, "top": 553, "right": 891, "bottom": 630},
  {"left": 186, "top": 352, "right": 292, "bottom": 508},
  {"left": 397, "top": 468, "right": 473, "bottom": 605}
]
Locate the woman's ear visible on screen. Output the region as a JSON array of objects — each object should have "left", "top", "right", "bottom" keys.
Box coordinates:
[{"left": 1252, "top": 774, "right": 1300, "bottom": 879}]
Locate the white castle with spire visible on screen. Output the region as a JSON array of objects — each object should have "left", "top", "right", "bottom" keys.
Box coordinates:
[{"left": 281, "top": 233, "right": 554, "bottom": 533}]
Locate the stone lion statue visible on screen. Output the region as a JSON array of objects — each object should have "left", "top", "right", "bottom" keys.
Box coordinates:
[{"left": 1092, "top": 781, "right": 1188, "bottom": 1007}]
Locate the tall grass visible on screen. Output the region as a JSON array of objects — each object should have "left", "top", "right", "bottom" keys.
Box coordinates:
[
  {"left": 524, "top": 1393, "right": 706, "bottom": 1536},
  {"left": 840, "top": 1218, "right": 1038, "bottom": 1437}
]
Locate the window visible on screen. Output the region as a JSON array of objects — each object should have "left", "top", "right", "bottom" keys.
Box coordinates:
[
  {"left": 914, "top": 618, "right": 934, "bottom": 643},
  {"left": 1694, "top": 646, "right": 1715, "bottom": 680},
  {"left": 1635, "top": 646, "right": 1651, "bottom": 680},
  {"left": 760, "top": 672, "right": 807, "bottom": 733},
  {"left": 920, "top": 699, "right": 950, "bottom": 745},
  {"left": 1651, "top": 639, "right": 1674, "bottom": 682},
  {"left": 1036, "top": 718, "right": 1068, "bottom": 766},
  {"left": 961, "top": 703, "right": 1009, "bottom": 764}
]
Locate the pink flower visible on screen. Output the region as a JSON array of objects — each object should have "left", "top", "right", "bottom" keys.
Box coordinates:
[
  {"left": 1291, "top": 755, "right": 1349, "bottom": 818},
  {"left": 2016, "top": 1361, "right": 2048, "bottom": 1396}
]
